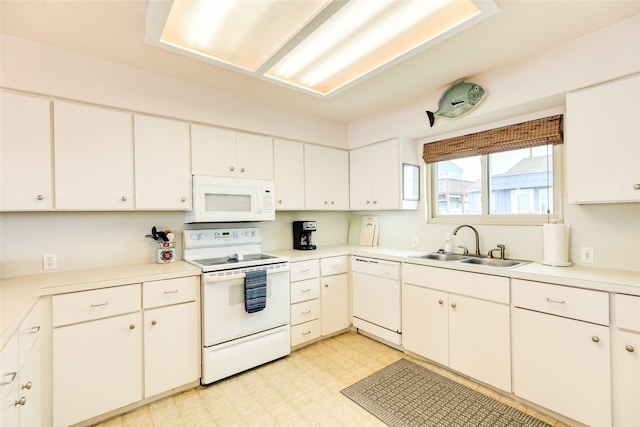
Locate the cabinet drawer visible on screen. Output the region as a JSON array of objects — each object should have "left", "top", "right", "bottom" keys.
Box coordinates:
[
  {"left": 53, "top": 284, "right": 140, "bottom": 327},
  {"left": 320, "top": 256, "right": 348, "bottom": 276},
  {"left": 290, "top": 260, "right": 320, "bottom": 282},
  {"left": 291, "top": 319, "right": 321, "bottom": 347},
  {"left": 290, "top": 278, "right": 320, "bottom": 304},
  {"left": 512, "top": 279, "right": 609, "bottom": 325},
  {"left": 291, "top": 299, "right": 320, "bottom": 325},
  {"left": 616, "top": 294, "right": 640, "bottom": 331},
  {"left": 143, "top": 276, "right": 198, "bottom": 309}
]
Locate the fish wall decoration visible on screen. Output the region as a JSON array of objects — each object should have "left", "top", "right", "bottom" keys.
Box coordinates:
[{"left": 426, "top": 80, "right": 486, "bottom": 127}]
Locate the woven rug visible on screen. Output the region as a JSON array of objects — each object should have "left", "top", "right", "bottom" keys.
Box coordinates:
[{"left": 341, "top": 359, "right": 552, "bottom": 427}]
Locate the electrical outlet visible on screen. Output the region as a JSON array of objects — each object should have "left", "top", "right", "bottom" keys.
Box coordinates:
[
  {"left": 581, "top": 247, "right": 594, "bottom": 264},
  {"left": 412, "top": 236, "right": 419, "bottom": 247},
  {"left": 43, "top": 253, "right": 57, "bottom": 270}
]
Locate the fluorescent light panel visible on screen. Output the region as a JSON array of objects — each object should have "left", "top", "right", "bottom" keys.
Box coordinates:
[{"left": 148, "top": 0, "right": 498, "bottom": 97}]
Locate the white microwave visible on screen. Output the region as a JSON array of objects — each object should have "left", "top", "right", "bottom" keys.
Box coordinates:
[{"left": 185, "top": 176, "right": 275, "bottom": 223}]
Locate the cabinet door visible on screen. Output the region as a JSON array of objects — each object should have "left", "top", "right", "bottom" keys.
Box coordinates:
[
  {"left": 54, "top": 101, "right": 134, "bottom": 209},
  {"left": 274, "top": 138, "right": 304, "bottom": 210},
  {"left": 349, "top": 146, "right": 372, "bottom": 209},
  {"left": 567, "top": 74, "right": 640, "bottom": 203},
  {"left": 1, "top": 92, "right": 53, "bottom": 211},
  {"left": 191, "top": 124, "right": 236, "bottom": 177},
  {"left": 321, "top": 274, "right": 349, "bottom": 336},
  {"left": 370, "top": 140, "right": 400, "bottom": 209},
  {"left": 18, "top": 341, "right": 41, "bottom": 427},
  {"left": 613, "top": 330, "right": 640, "bottom": 427},
  {"left": 134, "top": 115, "right": 191, "bottom": 209},
  {"left": 512, "top": 308, "right": 611, "bottom": 427},
  {"left": 236, "top": 132, "right": 273, "bottom": 180},
  {"left": 449, "top": 294, "right": 511, "bottom": 392},
  {"left": 53, "top": 312, "right": 142, "bottom": 427},
  {"left": 144, "top": 302, "right": 200, "bottom": 397},
  {"left": 401, "top": 284, "right": 448, "bottom": 366},
  {"left": 305, "top": 145, "right": 349, "bottom": 210}
]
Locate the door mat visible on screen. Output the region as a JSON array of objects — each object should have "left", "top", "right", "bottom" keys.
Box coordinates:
[{"left": 341, "top": 358, "right": 552, "bottom": 427}]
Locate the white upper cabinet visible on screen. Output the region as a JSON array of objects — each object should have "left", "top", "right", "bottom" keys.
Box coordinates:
[
  {"left": 274, "top": 138, "right": 305, "bottom": 210},
  {"left": 0, "top": 91, "right": 53, "bottom": 210},
  {"left": 54, "top": 101, "right": 134, "bottom": 210},
  {"left": 191, "top": 124, "right": 273, "bottom": 180},
  {"left": 350, "top": 138, "right": 418, "bottom": 210},
  {"left": 566, "top": 74, "right": 640, "bottom": 203},
  {"left": 304, "top": 144, "right": 349, "bottom": 210},
  {"left": 134, "top": 115, "right": 191, "bottom": 210}
]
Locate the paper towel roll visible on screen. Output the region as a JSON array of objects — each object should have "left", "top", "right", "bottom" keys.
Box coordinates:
[{"left": 542, "top": 223, "right": 572, "bottom": 266}]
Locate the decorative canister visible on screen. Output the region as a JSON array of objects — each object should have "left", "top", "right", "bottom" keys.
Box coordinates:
[{"left": 157, "top": 241, "right": 176, "bottom": 264}]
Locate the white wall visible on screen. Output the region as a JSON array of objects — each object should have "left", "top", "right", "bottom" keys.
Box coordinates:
[{"left": 1, "top": 16, "right": 639, "bottom": 277}]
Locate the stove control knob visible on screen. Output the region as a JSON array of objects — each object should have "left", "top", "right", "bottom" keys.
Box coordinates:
[
  {"left": 198, "top": 233, "right": 206, "bottom": 240},
  {"left": 190, "top": 233, "right": 198, "bottom": 240}
]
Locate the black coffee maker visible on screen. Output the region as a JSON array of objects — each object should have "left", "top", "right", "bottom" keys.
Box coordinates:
[{"left": 293, "top": 221, "right": 317, "bottom": 250}]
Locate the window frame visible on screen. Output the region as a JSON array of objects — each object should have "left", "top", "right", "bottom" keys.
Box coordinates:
[{"left": 425, "top": 144, "right": 564, "bottom": 225}]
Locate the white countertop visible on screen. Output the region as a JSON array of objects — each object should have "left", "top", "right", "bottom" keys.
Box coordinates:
[
  {"left": 268, "top": 245, "right": 640, "bottom": 296},
  {"left": 0, "top": 261, "right": 201, "bottom": 345}
]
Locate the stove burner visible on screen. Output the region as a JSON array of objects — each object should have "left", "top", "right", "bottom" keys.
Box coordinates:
[{"left": 194, "top": 253, "right": 276, "bottom": 267}]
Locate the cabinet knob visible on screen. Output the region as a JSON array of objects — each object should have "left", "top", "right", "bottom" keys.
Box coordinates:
[
  {"left": 129, "top": 324, "right": 136, "bottom": 330},
  {"left": 15, "top": 397, "right": 26, "bottom": 406},
  {"left": 626, "top": 345, "right": 635, "bottom": 353},
  {"left": 181, "top": 197, "right": 186, "bottom": 202},
  {"left": 634, "top": 184, "right": 640, "bottom": 190},
  {"left": 438, "top": 299, "right": 444, "bottom": 305},
  {"left": 240, "top": 168, "right": 245, "bottom": 173},
  {"left": 324, "top": 201, "right": 328, "bottom": 205},
  {"left": 21, "top": 381, "right": 32, "bottom": 390},
  {"left": 591, "top": 336, "right": 600, "bottom": 343},
  {"left": 36, "top": 194, "right": 44, "bottom": 201},
  {"left": 324, "top": 283, "right": 329, "bottom": 288},
  {"left": 451, "top": 303, "right": 457, "bottom": 309},
  {"left": 366, "top": 201, "right": 370, "bottom": 204},
  {"left": 278, "top": 200, "right": 282, "bottom": 204},
  {"left": 151, "top": 320, "right": 157, "bottom": 326},
  {"left": 229, "top": 166, "right": 235, "bottom": 171},
  {"left": 121, "top": 196, "right": 128, "bottom": 202},
  {"left": 373, "top": 200, "right": 377, "bottom": 204},
  {"left": 331, "top": 201, "right": 335, "bottom": 205}
]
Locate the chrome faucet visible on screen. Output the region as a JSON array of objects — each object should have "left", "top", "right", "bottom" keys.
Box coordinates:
[{"left": 452, "top": 224, "right": 481, "bottom": 256}]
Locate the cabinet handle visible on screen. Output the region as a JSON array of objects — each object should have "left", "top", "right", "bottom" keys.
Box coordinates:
[
  {"left": 592, "top": 336, "right": 600, "bottom": 343},
  {"left": 14, "top": 396, "right": 27, "bottom": 406},
  {"left": 21, "top": 381, "right": 32, "bottom": 390},
  {"left": 163, "top": 289, "right": 179, "bottom": 295},
  {"left": 301, "top": 288, "right": 311, "bottom": 293},
  {"left": 151, "top": 320, "right": 157, "bottom": 326},
  {"left": 634, "top": 184, "right": 640, "bottom": 190},
  {"left": 302, "top": 331, "right": 311, "bottom": 336},
  {"left": 28, "top": 326, "right": 41, "bottom": 334},
  {"left": 438, "top": 299, "right": 444, "bottom": 305},
  {"left": 626, "top": 345, "right": 635, "bottom": 353},
  {"left": 36, "top": 194, "right": 44, "bottom": 201},
  {"left": 302, "top": 310, "right": 311, "bottom": 315},
  {"left": 129, "top": 324, "right": 136, "bottom": 330},
  {"left": 121, "top": 196, "right": 128, "bottom": 202},
  {"left": 1, "top": 372, "right": 17, "bottom": 386},
  {"left": 300, "top": 268, "right": 310, "bottom": 273},
  {"left": 230, "top": 166, "right": 235, "bottom": 171},
  {"left": 451, "top": 303, "right": 457, "bottom": 309},
  {"left": 90, "top": 302, "right": 109, "bottom": 308},
  {"left": 546, "top": 297, "right": 566, "bottom": 304}
]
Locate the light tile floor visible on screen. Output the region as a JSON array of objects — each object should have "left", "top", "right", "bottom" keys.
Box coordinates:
[{"left": 94, "top": 331, "right": 568, "bottom": 427}]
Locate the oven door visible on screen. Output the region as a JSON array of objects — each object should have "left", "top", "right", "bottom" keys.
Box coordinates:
[{"left": 202, "top": 268, "right": 290, "bottom": 347}]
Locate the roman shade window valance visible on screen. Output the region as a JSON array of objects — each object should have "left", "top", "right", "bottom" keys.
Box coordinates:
[{"left": 422, "top": 115, "right": 563, "bottom": 164}]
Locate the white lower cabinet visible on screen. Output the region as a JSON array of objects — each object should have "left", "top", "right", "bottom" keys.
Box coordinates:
[
  {"left": 53, "top": 311, "right": 142, "bottom": 427},
  {"left": 402, "top": 264, "right": 511, "bottom": 392},
  {"left": 320, "top": 256, "right": 350, "bottom": 336},
  {"left": 613, "top": 294, "right": 640, "bottom": 427},
  {"left": 52, "top": 276, "right": 200, "bottom": 426},
  {"left": 143, "top": 277, "right": 200, "bottom": 398},
  {"left": 512, "top": 279, "right": 611, "bottom": 427}
]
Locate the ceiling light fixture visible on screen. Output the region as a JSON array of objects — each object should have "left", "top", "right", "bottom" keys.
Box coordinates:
[{"left": 145, "top": 0, "right": 500, "bottom": 97}]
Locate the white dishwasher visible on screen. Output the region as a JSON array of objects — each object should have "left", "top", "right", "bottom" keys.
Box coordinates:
[{"left": 351, "top": 256, "right": 401, "bottom": 345}]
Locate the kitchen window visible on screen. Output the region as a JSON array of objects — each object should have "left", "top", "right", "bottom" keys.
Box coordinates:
[{"left": 424, "top": 115, "right": 564, "bottom": 225}]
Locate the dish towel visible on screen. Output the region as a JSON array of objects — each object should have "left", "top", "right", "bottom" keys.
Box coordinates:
[{"left": 244, "top": 270, "right": 267, "bottom": 313}]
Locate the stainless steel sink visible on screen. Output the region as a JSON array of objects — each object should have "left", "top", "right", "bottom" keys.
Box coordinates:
[
  {"left": 459, "top": 257, "right": 530, "bottom": 268},
  {"left": 411, "top": 253, "right": 471, "bottom": 261}
]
